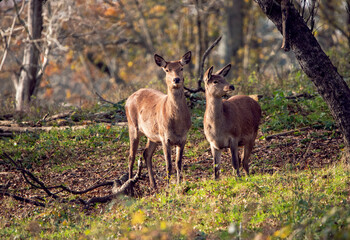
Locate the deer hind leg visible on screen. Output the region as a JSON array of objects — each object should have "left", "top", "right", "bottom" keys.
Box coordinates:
[
  {"left": 230, "top": 140, "right": 241, "bottom": 178},
  {"left": 128, "top": 127, "right": 140, "bottom": 179},
  {"left": 211, "top": 145, "right": 222, "bottom": 179},
  {"left": 242, "top": 141, "right": 254, "bottom": 176},
  {"left": 175, "top": 143, "right": 185, "bottom": 184},
  {"left": 143, "top": 139, "right": 158, "bottom": 189}
]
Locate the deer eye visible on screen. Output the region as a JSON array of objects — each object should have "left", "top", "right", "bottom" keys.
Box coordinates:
[
  {"left": 180, "top": 68, "right": 183, "bottom": 71},
  {"left": 165, "top": 69, "right": 169, "bottom": 72},
  {"left": 213, "top": 80, "right": 218, "bottom": 84}
]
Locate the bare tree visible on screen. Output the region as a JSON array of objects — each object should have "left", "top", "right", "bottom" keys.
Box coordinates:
[
  {"left": 255, "top": 0, "right": 350, "bottom": 157},
  {"left": 14, "top": 0, "right": 45, "bottom": 111}
]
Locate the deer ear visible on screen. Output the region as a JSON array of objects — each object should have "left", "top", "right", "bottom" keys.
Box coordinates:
[
  {"left": 215, "top": 64, "right": 231, "bottom": 77},
  {"left": 154, "top": 54, "right": 167, "bottom": 67},
  {"left": 180, "top": 51, "right": 191, "bottom": 65},
  {"left": 204, "top": 66, "right": 213, "bottom": 82}
]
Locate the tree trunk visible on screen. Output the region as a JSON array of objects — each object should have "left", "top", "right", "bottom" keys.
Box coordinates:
[
  {"left": 255, "top": 0, "right": 350, "bottom": 157},
  {"left": 16, "top": 0, "right": 44, "bottom": 111},
  {"left": 218, "top": 0, "right": 243, "bottom": 66},
  {"left": 194, "top": 0, "right": 203, "bottom": 78}
]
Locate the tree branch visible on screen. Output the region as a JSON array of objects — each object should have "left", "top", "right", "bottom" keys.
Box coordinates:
[
  {"left": 184, "top": 35, "right": 222, "bottom": 93},
  {"left": 0, "top": 0, "right": 26, "bottom": 72},
  {"left": 95, "top": 91, "right": 117, "bottom": 105}
]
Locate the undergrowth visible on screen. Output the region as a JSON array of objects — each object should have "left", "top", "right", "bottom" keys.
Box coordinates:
[{"left": 1, "top": 165, "right": 349, "bottom": 239}]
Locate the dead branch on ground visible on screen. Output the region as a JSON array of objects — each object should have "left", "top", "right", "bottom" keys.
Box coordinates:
[
  {"left": 265, "top": 127, "right": 311, "bottom": 141},
  {"left": 1, "top": 152, "right": 142, "bottom": 209}
]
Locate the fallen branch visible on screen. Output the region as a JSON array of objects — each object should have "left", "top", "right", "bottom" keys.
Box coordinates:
[
  {"left": 3, "top": 152, "right": 59, "bottom": 199},
  {"left": 2, "top": 152, "right": 142, "bottom": 208},
  {"left": 285, "top": 93, "right": 314, "bottom": 99},
  {"left": 0, "top": 191, "right": 46, "bottom": 207},
  {"left": 80, "top": 159, "right": 143, "bottom": 208},
  {"left": 42, "top": 111, "right": 73, "bottom": 122},
  {"left": 0, "top": 125, "right": 90, "bottom": 135},
  {"left": 184, "top": 36, "right": 222, "bottom": 93},
  {"left": 265, "top": 127, "right": 311, "bottom": 141},
  {"left": 0, "top": 123, "right": 128, "bottom": 137}
]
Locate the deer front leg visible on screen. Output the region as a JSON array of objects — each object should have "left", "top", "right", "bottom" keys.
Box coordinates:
[
  {"left": 230, "top": 140, "right": 241, "bottom": 178},
  {"left": 128, "top": 128, "right": 140, "bottom": 179},
  {"left": 162, "top": 139, "right": 172, "bottom": 186},
  {"left": 210, "top": 145, "right": 222, "bottom": 179},
  {"left": 175, "top": 143, "right": 185, "bottom": 184}
]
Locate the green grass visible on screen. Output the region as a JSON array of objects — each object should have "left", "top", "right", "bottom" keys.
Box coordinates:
[
  {"left": 0, "top": 124, "right": 129, "bottom": 168},
  {"left": 1, "top": 165, "right": 349, "bottom": 239}
]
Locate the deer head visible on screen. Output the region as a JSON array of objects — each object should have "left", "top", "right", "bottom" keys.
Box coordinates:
[
  {"left": 204, "top": 64, "right": 234, "bottom": 98},
  {"left": 154, "top": 51, "right": 191, "bottom": 89}
]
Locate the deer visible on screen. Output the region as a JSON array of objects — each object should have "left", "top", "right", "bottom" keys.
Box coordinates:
[
  {"left": 203, "top": 64, "right": 261, "bottom": 179},
  {"left": 125, "top": 51, "right": 192, "bottom": 189}
]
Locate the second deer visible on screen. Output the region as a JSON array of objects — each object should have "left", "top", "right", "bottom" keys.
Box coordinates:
[
  {"left": 125, "top": 51, "right": 192, "bottom": 189},
  {"left": 203, "top": 64, "right": 261, "bottom": 179}
]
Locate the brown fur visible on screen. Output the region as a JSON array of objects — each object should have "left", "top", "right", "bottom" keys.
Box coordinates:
[
  {"left": 125, "top": 52, "right": 192, "bottom": 188},
  {"left": 203, "top": 64, "right": 261, "bottom": 179}
]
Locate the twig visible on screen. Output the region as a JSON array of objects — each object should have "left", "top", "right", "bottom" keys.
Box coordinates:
[
  {"left": 184, "top": 35, "right": 222, "bottom": 93},
  {"left": 95, "top": 91, "right": 117, "bottom": 105}
]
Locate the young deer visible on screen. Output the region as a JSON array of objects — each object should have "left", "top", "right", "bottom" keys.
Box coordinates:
[
  {"left": 203, "top": 64, "right": 261, "bottom": 179},
  {"left": 125, "top": 51, "right": 192, "bottom": 189}
]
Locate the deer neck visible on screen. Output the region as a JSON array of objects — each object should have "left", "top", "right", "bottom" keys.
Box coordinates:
[
  {"left": 205, "top": 94, "right": 224, "bottom": 125},
  {"left": 166, "top": 87, "right": 187, "bottom": 114}
]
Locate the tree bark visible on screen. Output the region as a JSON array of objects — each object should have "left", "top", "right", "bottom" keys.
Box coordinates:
[
  {"left": 15, "top": 0, "right": 44, "bottom": 111},
  {"left": 255, "top": 0, "right": 350, "bottom": 156},
  {"left": 281, "top": 0, "right": 291, "bottom": 51}
]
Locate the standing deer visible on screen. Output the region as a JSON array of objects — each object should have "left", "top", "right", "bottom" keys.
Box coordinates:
[
  {"left": 125, "top": 51, "right": 192, "bottom": 189},
  {"left": 203, "top": 64, "right": 261, "bottom": 179}
]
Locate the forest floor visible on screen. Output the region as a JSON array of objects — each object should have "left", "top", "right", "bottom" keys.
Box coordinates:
[{"left": 0, "top": 123, "right": 343, "bottom": 220}]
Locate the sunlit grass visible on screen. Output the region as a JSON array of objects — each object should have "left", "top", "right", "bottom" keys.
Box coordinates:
[{"left": 1, "top": 164, "right": 349, "bottom": 239}]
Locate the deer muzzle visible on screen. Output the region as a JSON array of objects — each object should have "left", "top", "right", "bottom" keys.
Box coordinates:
[{"left": 224, "top": 85, "right": 235, "bottom": 92}]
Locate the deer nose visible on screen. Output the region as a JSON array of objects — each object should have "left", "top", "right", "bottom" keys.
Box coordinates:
[
  {"left": 174, "top": 78, "right": 181, "bottom": 84},
  {"left": 229, "top": 85, "right": 235, "bottom": 91}
]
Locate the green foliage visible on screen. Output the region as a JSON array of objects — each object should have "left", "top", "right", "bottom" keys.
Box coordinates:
[
  {"left": 260, "top": 90, "right": 334, "bottom": 134},
  {"left": 0, "top": 124, "right": 129, "bottom": 168}
]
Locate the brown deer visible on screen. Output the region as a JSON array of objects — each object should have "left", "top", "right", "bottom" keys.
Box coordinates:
[
  {"left": 203, "top": 64, "right": 261, "bottom": 179},
  {"left": 125, "top": 51, "right": 192, "bottom": 189}
]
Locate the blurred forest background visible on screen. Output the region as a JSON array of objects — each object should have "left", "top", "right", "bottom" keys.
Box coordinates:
[{"left": 0, "top": 0, "right": 349, "bottom": 108}]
